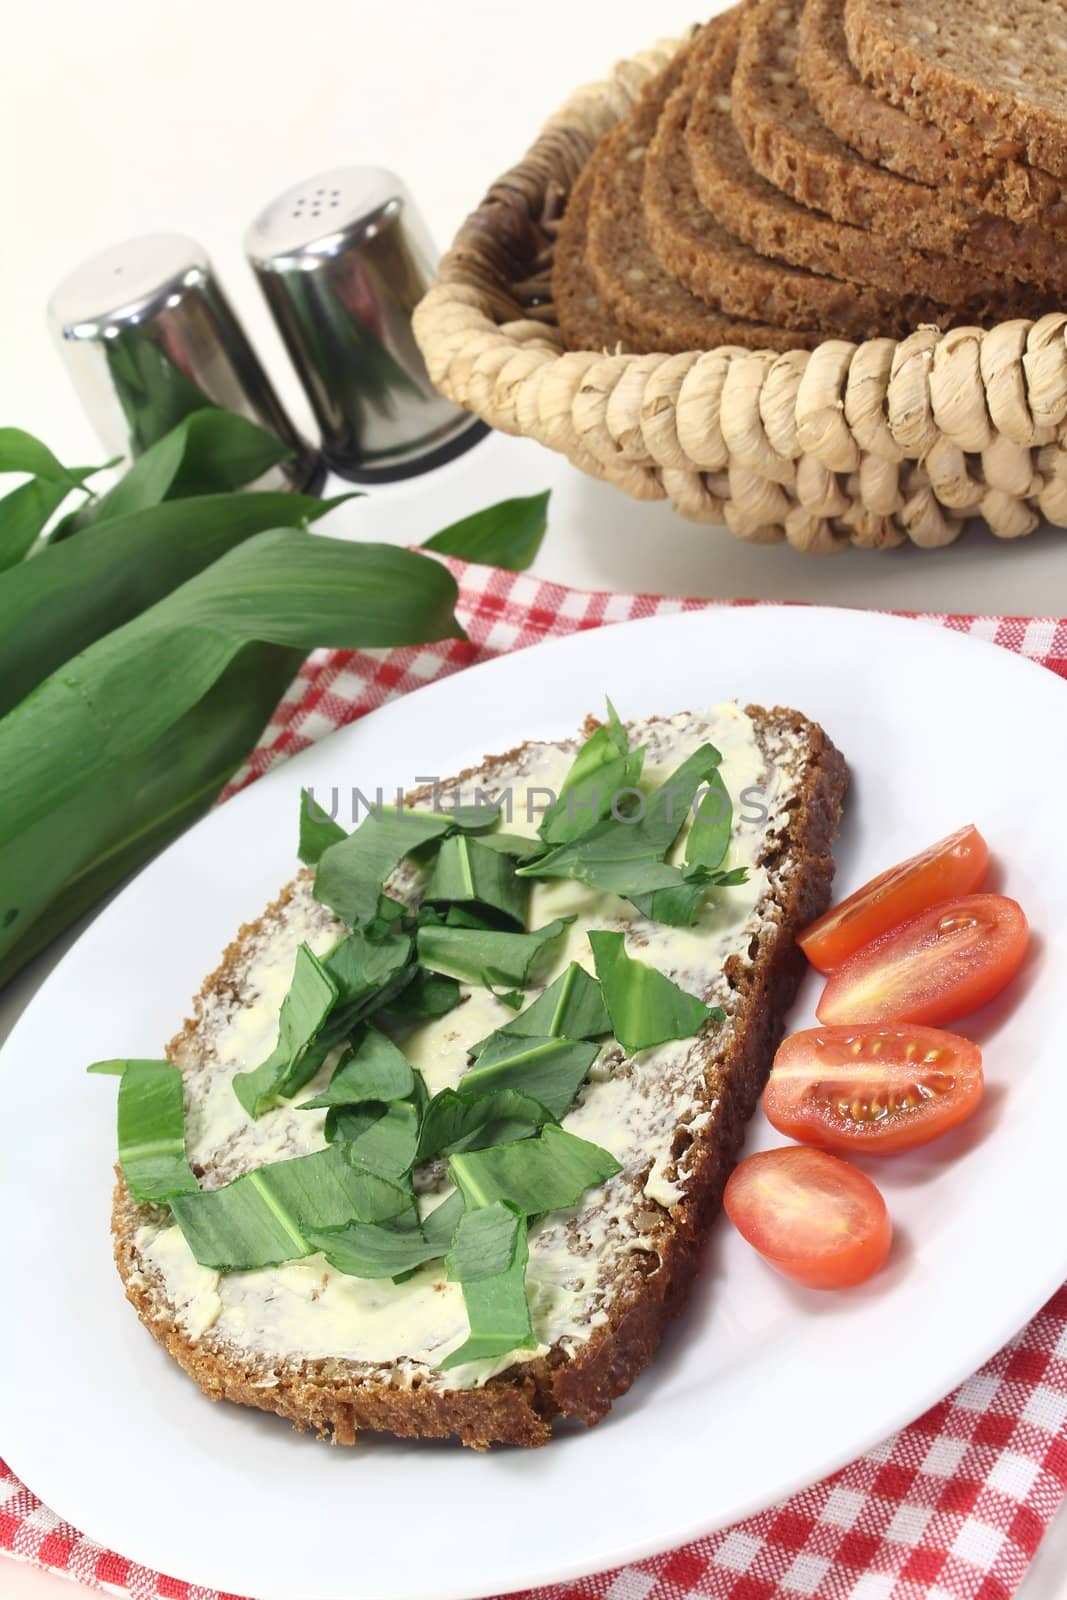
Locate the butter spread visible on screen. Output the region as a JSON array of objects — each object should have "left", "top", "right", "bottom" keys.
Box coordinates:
[{"left": 136, "top": 704, "right": 805, "bottom": 1390}]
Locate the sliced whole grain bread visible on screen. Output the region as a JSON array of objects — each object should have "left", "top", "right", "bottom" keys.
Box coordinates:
[
  {"left": 113, "top": 705, "right": 847, "bottom": 1449},
  {"left": 798, "top": 0, "right": 1067, "bottom": 232},
  {"left": 552, "top": 159, "right": 629, "bottom": 354},
  {"left": 844, "top": 0, "right": 1067, "bottom": 181},
  {"left": 665, "top": 16, "right": 1056, "bottom": 335},
  {"left": 644, "top": 69, "right": 927, "bottom": 339},
  {"left": 585, "top": 55, "right": 820, "bottom": 353},
  {"left": 733, "top": 0, "right": 1067, "bottom": 291}
]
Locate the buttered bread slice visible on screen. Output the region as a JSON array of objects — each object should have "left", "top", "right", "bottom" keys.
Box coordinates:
[{"left": 113, "top": 703, "right": 846, "bottom": 1449}]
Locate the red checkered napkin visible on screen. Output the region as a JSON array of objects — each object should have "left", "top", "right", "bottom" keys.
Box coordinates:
[{"left": 4, "top": 559, "right": 1067, "bottom": 1600}]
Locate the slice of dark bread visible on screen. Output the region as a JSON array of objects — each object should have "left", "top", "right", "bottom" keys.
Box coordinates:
[
  {"left": 584, "top": 53, "right": 820, "bottom": 353},
  {"left": 844, "top": 0, "right": 1067, "bottom": 181},
  {"left": 798, "top": 0, "right": 1067, "bottom": 232},
  {"left": 682, "top": 11, "right": 1061, "bottom": 321},
  {"left": 552, "top": 159, "right": 630, "bottom": 354},
  {"left": 732, "top": 0, "right": 1067, "bottom": 292},
  {"left": 659, "top": 15, "right": 1054, "bottom": 337},
  {"left": 112, "top": 704, "right": 847, "bottom": 1449},
  {"left": 643, "top": 18, "right": 950, "bottom": 339}
]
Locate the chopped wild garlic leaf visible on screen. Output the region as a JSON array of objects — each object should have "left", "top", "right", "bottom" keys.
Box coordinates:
[
  {"left": 471, "top": 962, "right": 609, "bottom": 1055},
  {"left": 297, "top": 787, "right": 347, "bottom": 866},
  {"left": 589, "top": 929, "right": 720, "bottom": 1053},
  {"left": 87, "top": 1058, "right": 199, "bottom": 1204},
  {"left": 416, "top": 1086, "right": 552, "bottom": 1163},
  {"left": 424, "top": 833, "right": 527, "bottom": 927},
  {"left": 313, "top": 801, "right": 500, "bottom": 929},
  {"left": 449, "top": 1122, "right": 621, "bottom": 1215},
  {"left": 416, "top": 915, "right": 574, "bottom": 989},
  {"left": 170, "top": 1145, "right": 413, "bottom": 1271},
  {"left": 232, "top": 943, "right": 338, "bottom": 1119},
  {"left": 301, "top": 1026, "right": 414, "bottom": 1109},
  {"left": 325, "top": 1098, "right": 421, "bottom": 1181},
  {"left": 438, "top": 1201, "right": 535, "bottom": 1370},
  {"left": 459, "top": 1032, "right": 599, "bottom": 1121},
  {"left": 306, "top": 1189, "right": 465, "bottom": 1281}
]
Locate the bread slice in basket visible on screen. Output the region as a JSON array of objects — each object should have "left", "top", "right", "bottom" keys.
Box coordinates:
[{"left": 113, "top": 702, "right": 847, "bottom": 1449}]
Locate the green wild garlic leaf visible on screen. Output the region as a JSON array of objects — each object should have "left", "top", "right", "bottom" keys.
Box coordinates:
[
  {"left": 87, "top": 1058, "right": 199, "bottom": 1204},
  {"left": 0, "top": 426, "right": 106, "bottom": 484},
  {"left": 170, "top": 1145, "right": 412, "bottom": 1271},
  {"left": 374, "top": 966, "right": 462, "bottom": 1026},
  {"left": 416, "top": 1088, "right": 553, "bottom": 1163},
  {"left": 232, "top": 944, "right": 338, "bottom": 1118},
  {"left": 472, "top": 832, "right": 544, "bottom": 861},
  {"left": 537, "top": 697, "right": 640, "bottom": 846},
  {"left": 301, "top": 1026, "right": 414, "bottom": 1109},
  {"left": 325, "top": 1098, "right": 421, "bottom": 1182},
  {"left": 322, "top": 921, "right": 413, "bottom": 1021},
  {"left": 306, "top": 1189, "right": 465, "bottom": 1280},
  {"left": 521, "top": 744, "right": 721, "bottom": 884},
  {"left": 416, "top": 915, "right": 574, "bottom": 990},
  {"left": 685, "top": 763, "right": 732, "bottom": 871},
  {"left": 0, "top": 478, "right": 75, "bottom": 572},
  {"left": 589, "top": 930, "right": 720, "bottom": 1054},
  {"left": 471, "top": 962, "right": 609, "bottom": 1055},
  {"left": 0, "top": 529, "right": 463, "bottom": 987},
  {"left": 438, "top": 1201, "right": 535, "bottom": 1370},
  {"left": 421, "top": 490, "right": 550, "bottom": 572},
  {"left": 298, "top": 787, "right": 347, "bottom": 865},
  {"left": 628, "top": 865, "right": 749, "bottom": 928},
  {"left": 313, "top": 800, "right": 501, "bottom": 930},
  {"left": 449, "top": 1122, "right": 621, "bottom": 1215},
  {"left": 458, "top": 1033, "right": 599, "bottom": 1120},
  {"left": 0, "top": 492, "right": 353, "bottom": 722},
  {"left": 61, "top": 409, "right": 293, "bottom": 533},
  {"left": 314, "top": 808, "right": 455, "bottom": 928},
  {"left": 424, "top": 833, "right": 527, "bottom": 927}
]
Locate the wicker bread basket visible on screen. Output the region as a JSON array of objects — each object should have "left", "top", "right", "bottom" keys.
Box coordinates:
[{"left": 412, "top": 33, "right": 1067, "bottom": 554}]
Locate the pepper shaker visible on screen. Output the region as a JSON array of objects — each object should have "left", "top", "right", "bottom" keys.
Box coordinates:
[{"left": 245, "top": 166, "right": 485, "bottom": 482}]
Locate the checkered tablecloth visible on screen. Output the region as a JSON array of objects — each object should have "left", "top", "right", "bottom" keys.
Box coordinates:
[{"left": 4, "top": 558, "right": 1066, "bottom": 1600}]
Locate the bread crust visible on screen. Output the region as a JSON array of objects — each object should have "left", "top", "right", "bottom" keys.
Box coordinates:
[
  {"left": 797, "top": 0, "right": 1067, "bottom": 233},
  {"left": 112, "top": 705, "right": 847, "bottom": 1449},
  {"left": 844, "top": 0, "right": 1067, "bottom": 182},
  {"left": 731, "top": 0, "right": 1067, "bottom": 295}
]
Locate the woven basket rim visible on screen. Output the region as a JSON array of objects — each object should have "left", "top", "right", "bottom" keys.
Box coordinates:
[{"left": 412, "top": 28, "right": 1067, "bottom": 553}]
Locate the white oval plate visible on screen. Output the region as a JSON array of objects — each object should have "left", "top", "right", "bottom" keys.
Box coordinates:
[{"left": 1, "top": 606, "right": 1064, "bottom": 1600}]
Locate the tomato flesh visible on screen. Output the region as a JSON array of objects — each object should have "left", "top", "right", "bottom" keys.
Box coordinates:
[
  {"left": 817, "top": 893, "right": 1028, "bottom": 1028},
  {"left": 799, "top": 825, "right": 989, "bottom": 973},
  {"left": 724, "top": 1146, "right": 892, "bottom": 1289},
  {"left": 763, "top": 1025, "right": 983, "bottom": 1154}
]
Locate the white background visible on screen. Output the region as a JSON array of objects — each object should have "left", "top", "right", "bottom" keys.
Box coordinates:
[{"left": 1, "top": 0, "right": 1065, "bottom": 1594}]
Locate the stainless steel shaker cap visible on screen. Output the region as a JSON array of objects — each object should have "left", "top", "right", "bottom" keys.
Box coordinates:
[
  {"left": 245, "top": 167, "right": 485, "bottom": 482},
  {"left": 47, "top": 233, "right": 321, "bottom": 491}
]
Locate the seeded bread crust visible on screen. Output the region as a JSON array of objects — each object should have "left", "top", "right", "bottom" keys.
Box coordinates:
[
  {"left": 844, "top": 0, "right": 1067, "bottom": 181},
  {"left": 733, "top": 0, "right": 1067, "bottom": 294},
  {"left": 797, "top": 0, "right": 1067, "bottom": 232},
  {"left": 111, "top": 705, "right": 847, "bottom": 1450},
  {"left": 681, "top": 13, "right": 1061, "bottom": 328},
  {"left": 552, "top": 159, "right": 630, "bottom": 355},
  {"left": 584, "top": 53, "right": 820, "bottom": 354}
]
